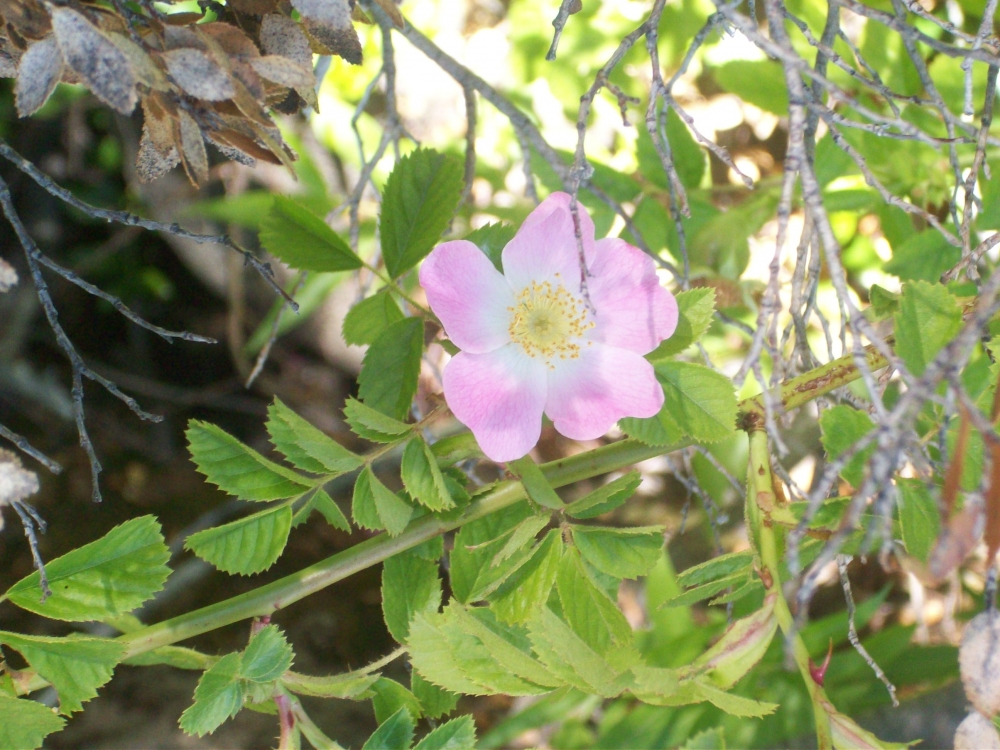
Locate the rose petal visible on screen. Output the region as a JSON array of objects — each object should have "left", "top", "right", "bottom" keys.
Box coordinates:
[
  {"left": 443, "top": 344, "right": 548, "bottom": 462},
  {"left": 501, "top": 192, "right": 596, "bottom": 293},
  {"left": 586, "top": 238, "right": 678, "bottom": 355},
  {"left": 544, "top": 342, "right": 663, "bottom": 440},
  {"left": 420, "top": 240, "right": 515, "bottom": 354}
]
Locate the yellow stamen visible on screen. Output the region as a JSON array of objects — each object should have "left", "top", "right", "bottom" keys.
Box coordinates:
[{"left": 508, "top": 278, "right": 594, "bottom": 365}]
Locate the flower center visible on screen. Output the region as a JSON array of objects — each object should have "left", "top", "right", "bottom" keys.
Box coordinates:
[{"left": 508, "top": 280, "right": 593, "bottom": 363}]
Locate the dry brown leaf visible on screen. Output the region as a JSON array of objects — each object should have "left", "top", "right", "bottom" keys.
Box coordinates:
[
  {"left": 260, "top": 14, "right": 312, "bottom": 69},
  {"left": 248, "top": 119, "right": 297, "bottom": 174},
  {"left": 204, "top": 131, "right": 257, "bottom": 167},
  {"left": 928, "top": 504, "right": 983, "bottom": 582},
  {"left": 136, "top": 126, "right": 180, "bottom": 182},
  {"left": 291, "top": 0, "right": 362, "bottom": 64},
  {"left": 0, "top": 49, "right": 18, "bottom": 77},
  {"left": 200, "top": 22, "right": 260, "bottom": 60},
  {"left": 142, "top": 93, "right": 177, "bottom": 156},
  {"left": 50, "top": 6, "right": 137, "bottom": 115},
  {"left": 1, "top": 0, "right": 50, "bottom": 41},
  {"left": 177, "top": 109, "right": 209, "bottom": 186},
  {"left": 370, "top": 0, "right": 404, "bottom": 28},
  {"left": 227, "top": 0, "right": 280, "bottom": 13},
  {"left": 107, "top": 33, "right": 167, "bottom": 91},
  {"left": 162, "top": 26, "right": 205, "bottom": 51},
  {"left": 161, "top": 47, "right": 235, "bottom": 101},
  {"left": 14, "top": 34, "right": 62, "bottom": 117},
  {"left": 162, "top": 12, "right": 205, "bottom": 26},
  {"left": 351, "top": 5, "right": 372, "bottom": 24},
  {"left": 250, "top": 54, "right": 314, "bottom": 90}
]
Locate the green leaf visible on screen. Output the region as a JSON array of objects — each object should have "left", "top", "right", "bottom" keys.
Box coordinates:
[
  {"left": 283, "top": 670, "right": 379, "bottom": 699},
  {"left": 401, "top": 438, "right": 454, "bottom": 512},
  {"left": 894, "top": 280, "right": 963, "bottom": 376},
  {"left": 362, "top": 707, "right": 415, "bottom": 750},
  {"left": 660, "top": 572, "right": 752, "bottom": 609},
  {"left": 240, "top": 625, "right": 293, "bottom": 683},
  {"left": 620, "top": 362, "right": 737, "bottom": 446},
  {"left": 450, "top": 504, "right": 533, "bottom": 604},
  {"left": 353, "top": 467, "right": 413, "bottom": 536},
  {"left": 382, "top": 549, "right": 442, "bottom": 643},
  {"left": 0, "top": 694, "right": 66, "bottom": 750},
  {"left": 509, "top": 456, "right": 564, "bottom": 509},
  {"left": 358, "top": 318, "right": 424, "bottom": 421},
  {"left": 371, "top": 677, "right": 423, "bottom": 724},
  {"left": 258, "top": 196, "right": 362, "bottom": 273},
  {"left": 5, "top": 516, "right": 170, "bottom": 622},
  {"left": 380, "top": 148, "right": 464, "bottom": 278},
  {"left": 820, "top": 405, "right": 876, "bottom": 488},
  {"left": 869, "top": 284, "right": 900, "bottom": 319},
  {"left": 527, "top": 607, "right": 635, "bottom": 697},
  {"left": 565, "top": 471, "right": 641, "bottom": 519},
  {"left": 897, "top": 478, "right": 941, "bottom": 564},
  {"left": 245, "top": 272, "right": 345, "bottom": 356},
  {"left": 187, "top": 420, "right": 313, "bottom": 501},
  {"left": 571, "top": 526, "right": 663, "bottom": 579},
  {"left": 489, "top": 529, "right": 563, "bottom": 624},
  {"left": 693, "top": 679, "right": 777, "bottom": 717},
  {"left": 178, "top": 652, "right": 244, "bottom": 737},
  {"left": 267, "top": 399, "right": 363, "bottom": 475},
  {"left": 884, "top": 230, "right": 960, "bottom": 282},
  {"left": 411, "top": 671, "right": 458, "bottom": 719},
  {"left": 675, "top": 551, "right": 754, "bottom": 588},
  {"left": 493, "top": 515, "right": 550, "bottom": 565},
  {"left": 647, "top": 288, "right": 716, "bottom": 360},
  {"left": 713, "top": 59, "right": 788, "bottom": 114},
  {"left": 464, "top": 223, "right": 517, "bottom": 272},
  {"left": 0, "top": 633, "right": 125, "bottom": 715},
  {"left": 185, "top": 504, "right": 293, "bottom": 575},
  {"left": 344, "top": 398, "right": 412, "bottom": 443},
  {"left": 413, "top": 715, "right": 476, "bottom": 750},
  {"left": 681, "top": 728, "right": 727, "bottom": 750},
  {"left": 690, "top": 596, "right": 777, "bottom": 688},
  {"left": 294, "top": 488, "right": 351, "bottom": 532},
  {"left": 664, "top": 106, "right": 706, "bottom": 190},
  {"left": 430, "top": 433, "right": 482, "bottom": 466},
  {"left": 343, "top": 291, "right": 406, "bottom": 347},
  {"left": 556, "top": 548, "right": 633, "bottom": 656}
]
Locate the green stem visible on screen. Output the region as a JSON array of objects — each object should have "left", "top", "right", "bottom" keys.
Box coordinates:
[{"left": 747, "top": 429, "right": 833, "bottom": 750}]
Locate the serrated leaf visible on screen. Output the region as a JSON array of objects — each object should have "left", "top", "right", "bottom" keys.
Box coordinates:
[
  {"left": 187, "top": 420, "right": 314, "bottom": 501},
  {"left": 676, "top": 551, "right": 754, "bottom": 588},
  {"left": 493, "top": 515, "right": 550, "bottom": 566},
  {"left": 50, "top": 6, "right": 137, "bottom": 114},
  {"left": 897, "top": 478, "right": 941, "bottom": 564},
  {"left": 489, "top": 530, "right": 563, "bottom": 624},
  {"left": 160, "top": 47, "right": 233, "bottom": 101},
  {"left": 371, "top": 677, "right": 423, "bottom": 724},
  {"left": 362, "top": 707, "right": 415, "bottom": 750},
  {"left": 620, "top": 362, "right": 737, "bottom": 446},
  {"left": 179, "top": 652, "right": 244, "bottom": 737},
  {"left": 571, "top": 525, "right": 663, "bottom": 579},
  {"left": 464, "top": 223, "right": 517, "bottom": 272},
  {"left": 0, "top": 633, "right": 125, "bottom": 715},
  {"left": 556, "top": 548, "right": 633, "bottom": 656},
  {"left": 527, "top": 607, "right": 635, "bottom": 697},
  {"left": 647, "top": 288, "right": 716, "bottom": 360},
  {"left": 565, "top": 471, "right": 641, "bottom": 519},
  {"left": 827, "top": 703, "right": 912, "bottom": 749},
  {"left": 382, "top": 549, "right": 441, "bottom": 643},
  {"left": 353, "top": 467, "right": 413, "bottom": 536},
  {"left": 413, "top": 715, "right": 476, "bottom": 750},
  {"left": 358, "top": 318, "right": 424, "bottom": 421},
  {"left": 185, "top": 505, "right": 293, "bottom": 575},
  {"left": 241, "top": 625, "right": 293, "bottom": 683},
  {"left": 820, "top": 405, "right": 876, "bottom": 488},
  {"left": 450, "top": 504, "right": 533, "bottom": 604},
  {"left": 411, "top": 671, "right": 458, "bottom": 719},
  {"left": 267, "top": 399, "right": 363, "bottom": 474},
  {"left": 660, "top": 572, "right": 751, "bottom": 609},
  {"left": 344, "top": 398, "right": 412, "bottom": 443},
  {"left": 681, "top": 728, "right": 727, "bottom": 750},
  {"left": 694, "top": 679, "right": 777, "bottom": 717},
  {"left": 4, "top": 516, "right": 170, "bottom": 622},
  {"left": 689, "top": 595, "right": 777, "bottom": 688},
  {"left": 259, "top": 196, "right": 362, "bottom": 273},
  {"left": 894, "top": 280, "right": 963, "bottom": 377},
  {"left": 343, "top": 291, "right": 406, "bottom": 347},
  {"left": 310, "top": 489, "right": 351, "bottom": 531},
  {"left": 0, "top": 694, "right": 66, "bottom": 750},
  {"left": 380, "top": 148, "right": 464, "bottom": 278},
  {"left": 283, "top": 670, "right": 379, "bottom": 699},
  {"left": 401, "top": 438, "right": 454, "bottom": 512},
  {"left": 509, "top": 456, "right": 564, "bottom": 509}
]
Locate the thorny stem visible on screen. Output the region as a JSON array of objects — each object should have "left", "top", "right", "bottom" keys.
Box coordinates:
[{"left": 746, "top": 429, "right": 833, "bottom": 750}]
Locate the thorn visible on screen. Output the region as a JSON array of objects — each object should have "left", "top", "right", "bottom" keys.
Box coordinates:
[{"left": 809, "top": 638, "right": 834, "bottom": 686}]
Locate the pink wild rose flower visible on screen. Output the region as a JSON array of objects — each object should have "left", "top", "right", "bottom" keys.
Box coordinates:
[{"left": 419, "top": 192, "right": 678, "bottom": 462}]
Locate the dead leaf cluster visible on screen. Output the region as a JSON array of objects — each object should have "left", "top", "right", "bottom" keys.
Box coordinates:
[{"left": 0, "top": 0, "right": 401, "bottom": 186}]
